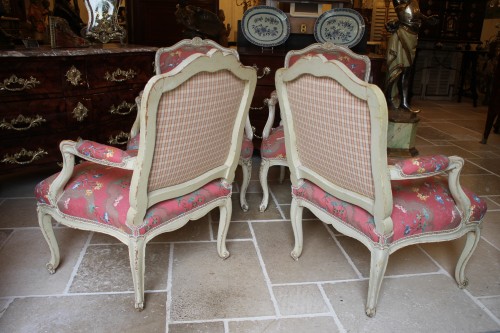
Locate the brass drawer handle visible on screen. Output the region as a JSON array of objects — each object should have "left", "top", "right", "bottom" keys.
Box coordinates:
[
  {"left": 252, "top": 65, "right": 271, "bottom": 79},
  {"left": 0, "top": 75, "right": 40, "bottom": 92},
  {"left": 73, "top": 102, "right": 89, "bottom": 121},
  {"left": 2, "top": 148, "right": 48, "bottom": 165},
  {"left": 109, "top": 101, "right": 136, "bottom": 115},
  {"left": 66, "top": 66, "right": 85, "bottom": 86},
  {"left": 108, "top": 131, "right": 130, "bottom": 145},
  {"left": 0, "top": 114, "right": 46, "bottom": 131},
  {"left": 104, "top": 68, "right": 137, "bottom": 82}
]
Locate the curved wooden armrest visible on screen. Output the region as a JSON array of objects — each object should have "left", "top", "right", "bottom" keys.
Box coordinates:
[
  {"left": 262, "top": 90, "right": 279, "bottom": 139},
  {"left": 47, "top": 140, "right": 136, "bottom": 205}
]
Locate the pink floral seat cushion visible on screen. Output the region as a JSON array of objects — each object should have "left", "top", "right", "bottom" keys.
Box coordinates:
[
  {"left": 261, "top": 125, "right": 286, "bottom": 159},
  {"left": 35, "top": 162, "right": 231, "bottom": 237},
  {"left": 293, "top": 178, "right": 487, "bottom": 244},
  {"left": 240, "top": 136, "right": 254, "bottom": 160},
  {"left": 388, "top": 155, "right": 450, "bottom": 176}
]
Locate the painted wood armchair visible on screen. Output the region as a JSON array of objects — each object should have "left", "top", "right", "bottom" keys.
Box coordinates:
[
  {"left": 35, "top": 50, "right": 257, "bottom": 310},
  {"left": 259, "top": 42, "right": 371, "bottom": 211},
  {"left": 128, "top": 37, "right": 255, "bottom": 211},
  {"left": 275, "top": 55, "right": 488, "bottom": 317}
]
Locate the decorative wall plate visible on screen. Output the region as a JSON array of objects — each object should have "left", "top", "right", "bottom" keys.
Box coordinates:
[
  {"left": 241, "top": 6, "right": 290, "bottom": 48},
  {"left": 313, "top": 8, "right": 365, "bottom": 48}
]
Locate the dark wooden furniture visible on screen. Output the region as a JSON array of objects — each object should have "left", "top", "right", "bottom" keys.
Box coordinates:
[
  {"left": 418, "top": 0, "right": 486, "bottom": 43},
  {"left": 126, "top": 0, "right": 218, "bottom": 47},
  {"left": 0, "top": 44, "right": 157, "bottom": 174}
]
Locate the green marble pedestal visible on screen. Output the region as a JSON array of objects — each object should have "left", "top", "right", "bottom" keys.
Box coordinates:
[{"left": 387, "top": 110, "right": 419, "bottom": 157}]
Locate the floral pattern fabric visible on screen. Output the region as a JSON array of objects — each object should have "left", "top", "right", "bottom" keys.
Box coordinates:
[
  {"left": 240, "top": 136, "right": 254, "bottom": 160},
  {"left": 261, "top": 125, "right": 286, "bottom": 159},
  {"left": 388, "top": 155, "right": 450, "bottom": 176},
  {"left": 76, "top": 140, "right": 133, "bottom": 164},
  {"left": 293, "top": 178, "right": 487, "bottom": 244},
  {"left": 35, "top": 162, "right": 231, "bottom": 237},
  {"left": 288, "top": 51, "right": 368, "bottom": 81}
]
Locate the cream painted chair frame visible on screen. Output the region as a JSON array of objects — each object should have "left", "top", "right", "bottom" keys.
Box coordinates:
[
  {"left": 130, "top": 37, "right": 255, "bottom": 211},
  {"left": 276, "top": 55, "right": 482, "bottom": 317},
  {"left": 37, "top": 51, "right": 257, "bottom": 310},
  {"left": 259, "top": 42, "right": 372, "bottom": 212}
]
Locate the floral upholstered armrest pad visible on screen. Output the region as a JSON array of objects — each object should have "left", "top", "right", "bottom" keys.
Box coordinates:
[
  {"left": 388, "top": 155, "right": 450, "bottom": 178},
  {"left": 75, "top": 140, "right": 135, "bottom": 167}
]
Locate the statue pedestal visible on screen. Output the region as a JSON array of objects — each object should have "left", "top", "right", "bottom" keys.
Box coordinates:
[{"left": 387, "top": 110, "right": 419, "bottom": 157}]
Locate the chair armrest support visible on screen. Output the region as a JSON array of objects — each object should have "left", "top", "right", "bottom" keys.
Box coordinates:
[{"left": 262, "top": 90, "right": 279, "bottom": 139}]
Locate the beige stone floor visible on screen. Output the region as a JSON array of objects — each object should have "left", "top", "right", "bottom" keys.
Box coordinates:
[{"left": 0, "top": 99, "right": 499, "bottom": 333}]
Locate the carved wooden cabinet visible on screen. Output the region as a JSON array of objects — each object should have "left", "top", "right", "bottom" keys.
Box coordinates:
[{"left": 0, "top": 45, "right": 157, "bottom": 174}]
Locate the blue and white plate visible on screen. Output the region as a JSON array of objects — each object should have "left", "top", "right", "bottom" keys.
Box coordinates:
[
  {"left": 313, "top": 8, "right": 365, "bottom": 48},
  {"left": 241, "top": 6, "right": 290, "bottom": 48}
]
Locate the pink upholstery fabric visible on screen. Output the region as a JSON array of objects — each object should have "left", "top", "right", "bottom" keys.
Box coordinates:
[
  {"left": 287, "top": 51, "right": 368, "bottom": 80},
  {"left": 293, "top": 178, "right": 487, "bottom": 244},
  {"left": 261, "top": 125, "right": 286, "bottom": 159},
  {"left": 388, "top": 155, "right": 450, "bottom": 176},
  {"left": 157, "top": 46, "right": 214, "bottom": 73},
  {"left": 76, "top": 140, "right": 134, "bottom": 164},
  {"left": 35, "top": 162, "right": 231, "bottom": 237},
  {"left": 241, "top": 136, "right": 254, "bottom": 160},
  {"left": 126, "top": 133, "right": 140, "bottom": 151}
]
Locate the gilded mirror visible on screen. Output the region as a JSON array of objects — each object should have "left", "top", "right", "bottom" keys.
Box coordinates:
[{"left": 84, "top": 0, "right": 126, "bottom": 43}]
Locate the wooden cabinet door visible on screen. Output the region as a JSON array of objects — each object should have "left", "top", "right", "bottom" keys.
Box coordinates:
[{"left": 127, "top": 0, "right": 219, "bottom": 47}]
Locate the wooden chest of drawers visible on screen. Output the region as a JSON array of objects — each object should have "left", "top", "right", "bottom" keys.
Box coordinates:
[{"left": 0, "top": 44, "right": 157, "bottom": 174}]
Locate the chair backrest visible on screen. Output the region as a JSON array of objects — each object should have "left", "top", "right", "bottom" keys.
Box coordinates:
[
  {"left": 155, "top": 37, "right": 239, "bottom": 75},
  {"left": 129, "top": 50, "right": 256, "bottom": 224},
  {"left": 284, "top": 42, "right": 371, "bottom": 82},
  {"left": 155, "top": 38, "right": 253, "bottom": 141},
  {"left": 276, "top": 55, "right": 392, "bottom": 228}
]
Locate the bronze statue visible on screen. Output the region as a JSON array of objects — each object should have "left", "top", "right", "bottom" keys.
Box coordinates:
[{"left": 385, "top": 0, "right": 438, "bottom": 114}]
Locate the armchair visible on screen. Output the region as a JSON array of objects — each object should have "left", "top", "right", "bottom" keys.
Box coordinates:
[
  {"left": 259, "top": 42, "right": 371, "bottom": 211},
  {"left": 275, "top": 55, "right": 487, "bottom": 317},
  {"left": 35, "top": 50, "right": 257, "bottom": 310},
  {"left": 128, "top": 37, "right": 255, "bottom": 211}
]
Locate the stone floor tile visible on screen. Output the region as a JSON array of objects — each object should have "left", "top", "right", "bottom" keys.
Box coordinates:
[
  {"left": 169, "top": 321, "right": 224, "bottom": 333},
  {"left": 252, "top": 221, "right": 357, "bottom": 284},
  {"left": 170, "top": 241, "right": 275, "bottom": 321},
  {"left": 0, "top": 229, "right": 13, "bottom": 248},
  {"left": 420, "top": 239, "right": 500, "bottom": 297},
  {"left": 480, "top": 296, "right": 500, "bottom": 319},
  {"left": 467, "top": 158, "right": 500, "bottom": 175},
  {"left": 273, "top": 284, "right": 329, "bottom": 315},
  {"left": 0, "top": 292, "right": 167, "bottom": 333},
  {"left": 323, "top": 275, "right": 500, "bottom": 332},
  {"left": 416, "top": 127, "right": 456, "bottom": 142},
  {"left": 230, "top": 194, "right": 283, "bottom": 221},
  {"left": 227, "top": 317, "right": 340, "bottom": 333},
  {"left": 336, "top": 236, "right": 439, "bottom": 277},
  {"left": 0, "top": 228, "right": 88, "bottom": 296},
  {"left": 269, "top": 179, "right": 292, "bottom": 205},
  {"left": 69, "top": 243, "right": 169, "bottom": 293},
  {"left": 417, "top": 144, "right": 482, "bottom": 158},
  {"left": 0, "top": 198, "right": 39, "bottom": 228},
  {"left": 482, "top": 211, "right": 500, "bottom": 249},
  {"left": 279, "top": 204, "right": 316, "bottom": 220},
  {"left": 460, "top": 174, "right": 500, "bottom": 196},
  {"left": 212, "top": 220, "right": 252, "bottom": 240}
]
